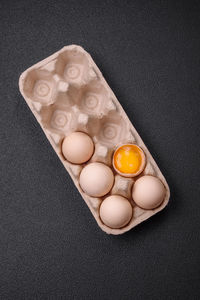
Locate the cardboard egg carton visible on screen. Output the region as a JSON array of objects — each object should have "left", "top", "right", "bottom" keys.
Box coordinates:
[{"left": 19, "top": 45, "right": 170, "bottom": 235}]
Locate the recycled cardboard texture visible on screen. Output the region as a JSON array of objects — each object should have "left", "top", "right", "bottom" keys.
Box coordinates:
[{"left": 19, "top": 45, "right": 170, "bottom": 234}]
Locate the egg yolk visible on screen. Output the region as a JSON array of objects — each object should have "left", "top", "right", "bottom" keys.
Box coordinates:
[{"left": 113, "top": 145, "right": 144, "bottom": 175}]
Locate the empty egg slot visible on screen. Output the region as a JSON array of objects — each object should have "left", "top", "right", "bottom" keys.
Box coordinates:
[
  {"left": 95, "top": 111, "right": 128, "bottom": 147},
  {"left": 40, "top": 103, "right": 75, "bottom": 135},
  {"left": 22, "top": 69, "right": 57, "bottom": 105},
  {"left": 55, "top": 48, "right": 91, "bottom": 85},
  {"left": 74, "top": 80, "right": 109, "bottom": 116}
]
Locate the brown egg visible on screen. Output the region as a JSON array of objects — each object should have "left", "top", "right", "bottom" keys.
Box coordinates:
[
  {"left": 62, "top": 132, "right": 94, "bottom": 164},
  {"left": 99, "top": 195, "right": 133, "bottom": 229},
  {"left": 79, "top": 162, "right": 114, "bottom": 197},
  {"left": 132, "top": 175, "right": 166, "bottom": 209}
]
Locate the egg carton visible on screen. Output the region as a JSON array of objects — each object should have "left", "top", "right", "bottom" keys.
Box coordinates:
[{"left": 19, "top": 45, "right": 170, "bottom": 235}]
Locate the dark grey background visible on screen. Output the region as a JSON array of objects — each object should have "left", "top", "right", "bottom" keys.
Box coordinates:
[{"left": 0, "top": 0, "right": 200, "bottom": 299}]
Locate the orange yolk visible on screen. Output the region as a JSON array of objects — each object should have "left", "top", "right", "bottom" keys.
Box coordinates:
[{"left": 113, "top": 144, "right": 144, "bottom": 175}]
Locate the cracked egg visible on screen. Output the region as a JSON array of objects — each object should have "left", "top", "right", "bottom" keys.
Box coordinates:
[{"left": 113, "top": 144, "right": 146, "bottom": 177}]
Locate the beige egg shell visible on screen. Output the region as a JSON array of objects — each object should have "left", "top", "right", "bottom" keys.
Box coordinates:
[
  {"left": 79, "top": 162, "right": 114, "bottom": 197},
  {"left": 132, "top": 175, "right": 166, "bottom": 210},
  {"left": 100, "top": 195, "right": 133, "bottom": 229},
  {"left": 62, "top": 132, "right": 94, "bottom": 164}
]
